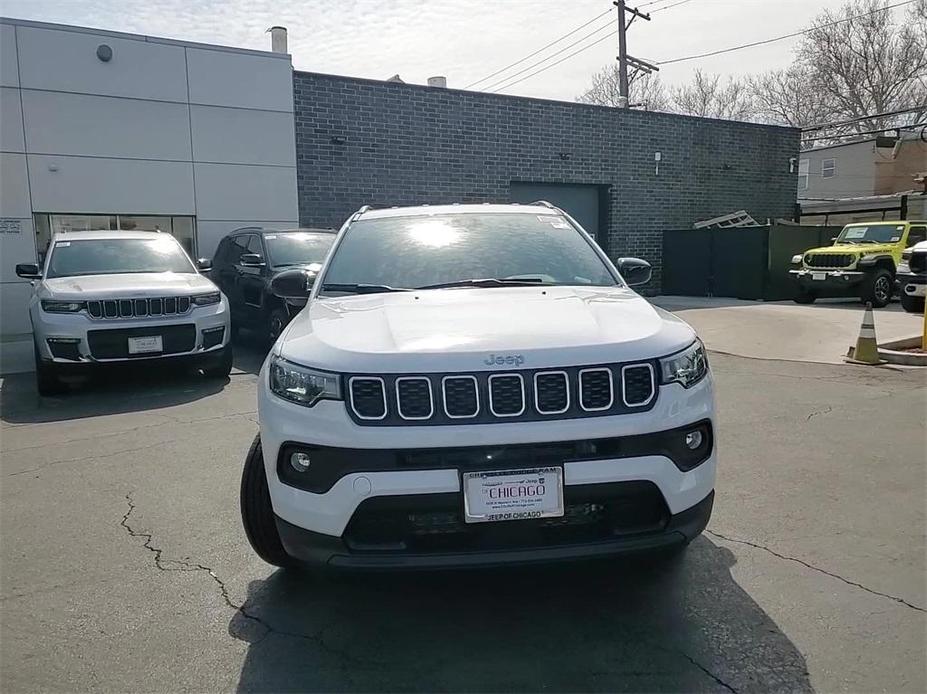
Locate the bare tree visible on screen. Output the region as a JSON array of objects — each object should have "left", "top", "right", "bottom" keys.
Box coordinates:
[
  {"left": 577, "top": 64, "right": 672, "bottom": 112},
  {"left": 752, "top": 0, "right": 927, "bottom": 135},
  {"left": 669, "top": 70, "right": 755, "bottom": 120}
]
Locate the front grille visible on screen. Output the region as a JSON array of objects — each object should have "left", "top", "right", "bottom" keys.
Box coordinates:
[
  {"left": 622, "top": 364, "right": 655, "bottom": 406},
  {"left": 579, "top": 368, "right": 613, "bottom": 411},
  {"left": 535, "top": 371, "right": 569, "bottom": 414},
  {"left": 343, "top": 481, "right": 669, "bottom": 554},
  {"left": 805, "top": 253, "right": 855, "bottom": 268},
  {"left": 349, "top": 377, "right": 387, "bottom": 420},
  {"left": 87, "top": 296, "right": 192, "bottom": 320},
  {"left": 87, "top": 324, "right": 196, "bottom": 359},
  {"left": 345, "top": 361, "right": 658, "bottom": 426},
  {"left": 395, "top": 378, "right": 432, "bottom": 420},
  {"left": 910, "top": 253, "right": 926, "bottom": 273},
  {"left": 488, "top": 374, "right": 525, "bottom": 416}
]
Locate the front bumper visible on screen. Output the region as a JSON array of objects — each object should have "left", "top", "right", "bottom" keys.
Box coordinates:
[
  {"left": 31, "top": 299, "right": 230, "bottom": 365},
  {"left": 896, "top": 272, "right": 927, "bottom": 298},
  {"left": 789, "top": 268, "right": 866, "bottom": 291},
  {"left": 258, "top": 369, "right": 717, "bottom": 567}
]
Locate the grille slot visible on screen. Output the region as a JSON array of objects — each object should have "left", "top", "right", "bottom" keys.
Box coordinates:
[
  {"left": 805, "top": 253, "right": 854, "bottom": 268},
  {"left": 579, "top": 368, "right": 613, "bottom": 411},
  {"left": 621, "top": 364, "right": 655, "bottom": 407},
  {"left": 349, "top": 377, "right": 387, "bottom": 420},
  {"left": 86, "top": 296, "right": 193, "bottom": 320},
  {"left": 534, "top": 371, "right": 569, "bottom": 414},
  {"left": 488, "top": 374, "right": 525, "bottom": 417},
  {"left": 442, "top": 376, "right": 479, "bottom": 418},
  {"left": 396, "top": 377, "right": 433, "bottom": 420}
]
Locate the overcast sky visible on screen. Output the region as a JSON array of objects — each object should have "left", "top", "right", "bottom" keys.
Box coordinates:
[{"left": 0, "top": 0, "right": 906, "bottom": 100}]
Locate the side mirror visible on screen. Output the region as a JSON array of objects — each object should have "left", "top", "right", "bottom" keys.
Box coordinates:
[
  {"left": 196, "top": 258, "right": 212, "bottom": 271},
  {"left": 239, "top": 253, "right": 265, "bottom": 267},
  {"left": 617, "top": 257, "right": 652, "bottom": 287},
  {"left": 15, "top": 263, "right": 42, "bottom": 279},
  {"left": 270, "top": 268, "right": 317, "bottom": 299}
]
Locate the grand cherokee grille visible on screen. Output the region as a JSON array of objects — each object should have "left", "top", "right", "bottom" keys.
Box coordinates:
[
  {"left": 804, "top": 253, "right": 855, "bottom": 268},
  {"left": 87, "top": 296, "right": 192, "bottom": 319},
  {"left": 345, "top": 361, "right": 658, "bottom": 426},
  {"left": 910, "top": 252, "right": 926, "bottom": 273}
]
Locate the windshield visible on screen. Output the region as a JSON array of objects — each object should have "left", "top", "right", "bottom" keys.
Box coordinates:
[
  {"left": 46, "top": 237, "right": 196, "bottom": 278},
  {"left": 265, "top": 232, "right": 335, "bottom": 267},
  {"left": 320, "top": 213, "right": 617, "bottom": 294},
  {"left": 836, "top": 224, "right": 905, "bottom": 245}
]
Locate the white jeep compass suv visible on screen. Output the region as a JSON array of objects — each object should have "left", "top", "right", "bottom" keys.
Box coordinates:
[
  {"left": 242, "top": 203, "right": 715, "bottom": 569},
  {"left": 16, "top": 230, "right": 232, "bottom": 395}
]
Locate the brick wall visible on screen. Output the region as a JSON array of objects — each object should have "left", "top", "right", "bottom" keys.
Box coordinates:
[{"left": 293, "top": 71, "right": 799, "bottom": 292}]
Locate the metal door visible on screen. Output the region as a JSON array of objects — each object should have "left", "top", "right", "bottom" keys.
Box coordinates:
[{"left": 509, "top": 182, "right": 604, "bottom": 246}]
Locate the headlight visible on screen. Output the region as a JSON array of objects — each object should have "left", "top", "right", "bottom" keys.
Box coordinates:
[
  {"left": 41, "top": 300, "right": 85, "bottom": 313},
  {"left": 660, "top": 340, "right": 709, "bottom": 388},
  {"left": 269, "top": 355, "right": 341, "bottom": 406},
  {"left": 791, "top": 254, "right": 803, "bottom": 264},
  {"left": 192, "top": 292, "right": 221, "bottom": 306}
]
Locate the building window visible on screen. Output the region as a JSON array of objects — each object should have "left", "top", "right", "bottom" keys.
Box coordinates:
[
  {"left": 822, "top": 158, "right": 836, "bottom": 178},
  {"left": 798, "top": 159, "right": 809, "bottom": 191},
  {"left": 33, "top": 214, "right": 197, "bottom": 261}
]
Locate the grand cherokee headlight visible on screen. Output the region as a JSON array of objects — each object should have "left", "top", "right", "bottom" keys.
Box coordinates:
[
  {"left": 269, "top": 355, "right": 341, "bottom": 406},
  {"left": 660, "top": 340, "right": 708, "bottom": 388},
  {"left": 191, "top": 292, "right": 221, "bottom": 306},
  {"left": 41, "top": 300, "right": 85, "bottom": 313}
]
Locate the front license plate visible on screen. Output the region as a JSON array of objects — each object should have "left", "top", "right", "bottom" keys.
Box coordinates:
[
  {"left": 127, "top": 335, "right": 163, "bottom": 354},
  {"left": 811, "top": 272, "right": 826, "bottom": 281},
  {"left": 463, "top": 467, "right": 564, "bottom": 524}
]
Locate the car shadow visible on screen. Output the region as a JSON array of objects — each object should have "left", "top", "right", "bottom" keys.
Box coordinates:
[
  {"left": 0, "top": 361, "right": 231, "bottom": 425},
  {"left": 232, "top": 331, "right": 271, "bottom": 375},
  {"left": 231, "top": 538, "right": 813, "bottom": 693}
]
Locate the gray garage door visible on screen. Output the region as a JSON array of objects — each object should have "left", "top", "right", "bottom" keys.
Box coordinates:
[{"left": 509, "top": 182, "right": 604, "bottom": 246}]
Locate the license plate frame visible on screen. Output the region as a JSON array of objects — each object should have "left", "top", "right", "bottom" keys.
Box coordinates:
[
  {"left": 462, "top": 466, "right": 564, "bottom": 524},
  {"left": 811, "top": 272, "right": 826, "bottom": 281},
  {"left": 127, "top": 335, "right": 163, "bottom": 354}
]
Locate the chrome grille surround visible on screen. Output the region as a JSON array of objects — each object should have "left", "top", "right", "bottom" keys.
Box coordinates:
[{"left": 87, "top": 296, "right": 192, "bottom": 320}]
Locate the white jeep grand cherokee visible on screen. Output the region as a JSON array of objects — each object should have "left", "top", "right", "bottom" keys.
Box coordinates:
[
  {"left": 242, "top": 203, "right": 715, "bottom": 569},
  {"left": 16, "top": 230, "right": 232, "bottom": 395}
]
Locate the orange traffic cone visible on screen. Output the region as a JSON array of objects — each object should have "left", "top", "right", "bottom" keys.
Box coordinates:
[{"left": 845, "top": 302, "right": 884, "bottom": 365}]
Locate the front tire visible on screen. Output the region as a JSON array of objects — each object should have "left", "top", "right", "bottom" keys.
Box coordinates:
[
  {"left": 240, "top": 434, "right": 295, "bottom": 568},
  {"left": 862, "top": 268, "right": 893, "bottom": 308},
  {"left": 900, "top": 292, "right": 925, "bottom": 314},
  {"left": 267, "top": 306, "right": 290, "bottom": 346},
  {"left": 793, "top": 289, "right": 817, "bottom": 304},
  {"left": 202, "top": 344, "right": 233, "bottom": 378},
  {"left": 34, "top": 344, "right": 66, "bottom": 396}
]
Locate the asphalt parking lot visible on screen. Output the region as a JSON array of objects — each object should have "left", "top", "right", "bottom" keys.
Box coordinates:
[{"left": 1, "top": 319, "right": 925, "bottom": 692}]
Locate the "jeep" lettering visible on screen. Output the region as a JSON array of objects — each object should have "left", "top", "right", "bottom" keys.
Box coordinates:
[{"left": 483, "top": 353, "right": 525, "bottom": 367}]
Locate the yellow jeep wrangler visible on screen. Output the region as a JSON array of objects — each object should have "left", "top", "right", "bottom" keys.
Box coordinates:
[{"left": 789, "top": 221, "right": 927, "bottom": 307}]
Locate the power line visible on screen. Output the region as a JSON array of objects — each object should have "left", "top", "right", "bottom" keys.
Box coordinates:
[
  {"left": 481, "top": 20, "right": 616, "bottom": 92},
  {"left": 651, "top": 0, "right": 696, "bottom": 13},
  {"left": 801, "top": 121, "right": 927, "bottom": 143},
  {"left": 463, "top": 7, "right": 613, "bottom": 89},
  {"left": 655, "top": 0, "right": 917, "bottom": 65},
  {"left": 491, "top": 31, "right": 617, "bottom": 93},
  {"left": 802, "top": 105, "right": 927, "bottom": 132}
]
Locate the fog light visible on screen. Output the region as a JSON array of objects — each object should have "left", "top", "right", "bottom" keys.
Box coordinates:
[
  {"left": 289, "top": 451, "right": 312, "bottom": 473},
  {"left": 685, "top": 430, "right": 703, "bottom": 450}
]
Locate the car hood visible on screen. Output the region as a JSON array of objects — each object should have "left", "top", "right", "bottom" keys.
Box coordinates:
[
  {"left": 810, "top": 243, "right": 894, "bottom": 255},
  {"left": 42, "top": 272, "right": 218, "bottom": 299},
  {"left": 278, "top": 286, "right": 696, "bottom": 372}
]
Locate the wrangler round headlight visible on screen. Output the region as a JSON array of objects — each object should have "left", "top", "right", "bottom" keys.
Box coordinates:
[
  {"left": 660, "top": 340, "right": 709, "bottom": 388},
  {"left": 269, "top": 355, "right": 341, "bottom": 406}
]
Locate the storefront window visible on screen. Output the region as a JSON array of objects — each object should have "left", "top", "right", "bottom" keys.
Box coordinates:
[{"left": 33, "top": 214, "right": 197, "bottom": 261}]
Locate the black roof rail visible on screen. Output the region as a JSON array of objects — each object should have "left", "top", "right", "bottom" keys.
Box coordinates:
[
  {"left": 532, "top": 200, "right": 558, "bottom": 209},
  {"left": 231, "top": 225, "right": 264, "bottom": 233}
]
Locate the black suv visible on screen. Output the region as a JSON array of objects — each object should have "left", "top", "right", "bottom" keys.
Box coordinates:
[{"left": 211, "top": 227, "right": 336, "bottom": 343}]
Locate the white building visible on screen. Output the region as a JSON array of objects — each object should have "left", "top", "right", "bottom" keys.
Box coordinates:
[{"left": 0, "top": 17, "right": 299, "bottom": 373}]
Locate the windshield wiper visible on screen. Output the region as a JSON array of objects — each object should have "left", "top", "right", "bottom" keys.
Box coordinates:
[
  {"left": 320, "top": 282, "right": 411, "bottom": 294},
  {"left": 416, "top": 277, "right": 549, "bottom": 290}
]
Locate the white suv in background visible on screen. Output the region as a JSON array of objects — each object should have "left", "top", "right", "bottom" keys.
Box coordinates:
[
  {"left": 242, "top": 203, "right": 716, "bottom": 570},
  {"left": 16, "top": 230, "right": 232, "bottom": 395}
]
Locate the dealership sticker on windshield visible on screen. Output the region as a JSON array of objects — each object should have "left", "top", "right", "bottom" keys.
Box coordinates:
[
  {"left": 845, "top": 229, "right": 866, "bottom": 239},
  {"left": 56, "top": 241, "right": 70, "bottom": 247},
  {"left": 890, "top": 236, "right": 900, "bottom": 242}
]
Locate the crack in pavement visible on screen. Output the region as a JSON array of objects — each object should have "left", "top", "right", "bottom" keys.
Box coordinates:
[
  {"left": 706, "top": 530, "right": 925, "bottom": 612},
  {"left": 674, "top": 649, "right": 738, "bottom": 693},
  {"left": 118, "top": 493, "right": 374, "bottom": 679},
  {"left": 7, "top": 440, "right": 176, "bottom": 477},
  {"left": 805, "top": 405, "right": 832, "bottom": 421}
]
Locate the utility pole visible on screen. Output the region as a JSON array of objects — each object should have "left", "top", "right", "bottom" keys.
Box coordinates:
[{"left": 613, "top": 0, "right": 659, "bottom": 108}]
